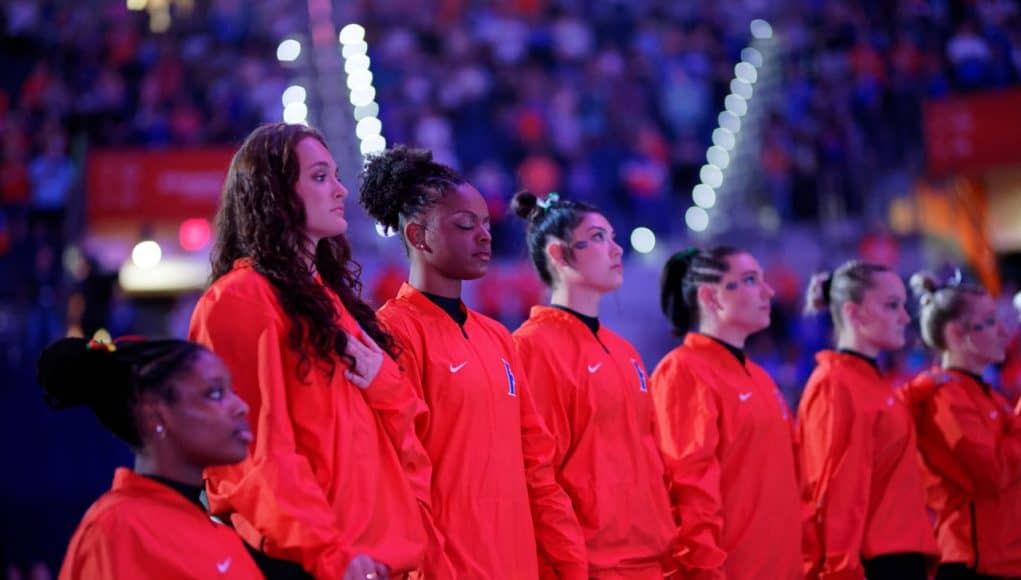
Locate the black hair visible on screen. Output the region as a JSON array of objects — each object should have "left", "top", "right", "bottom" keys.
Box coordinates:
[
  {"left": 37, "top": 338, "right": 204, "bottom": 450},
  {"left": 804, "top": 260, "right": 892, "bottom": 332},
  {"left": 659, "top": 246, "right": 742, "bottom": 335},
  {"left": 509, "top": 191, "right": 597, "bottom": 286},
  {"left": 909, "top": 270, "right": 985, "bottom": 350},
  {"left": 359, "top": 144, "right": 466, "bottom": 250}
]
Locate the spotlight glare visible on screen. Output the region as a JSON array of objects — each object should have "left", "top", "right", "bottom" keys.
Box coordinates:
[
  {"left": 630, "top": 227, "right": 656, "bottom": 254},
  {"left": 693, "top": 184, "right": 717, "bottom": 208},
  {"left": 276, "top": 39, "right": 301, "bottom": 62},
  {"left": 339, "top": 23, "right": 366, "bottom": 45},
  {"left": 685, "top": 206, "right": 710, "bottom": 232}
]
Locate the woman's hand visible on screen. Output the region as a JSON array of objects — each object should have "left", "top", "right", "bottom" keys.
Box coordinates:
[
  {"left": 343, "top": 554, "right": 389, "bottom": 580},
  {"left": 344, "top": 331, "right": 384, "bottom": 389}
]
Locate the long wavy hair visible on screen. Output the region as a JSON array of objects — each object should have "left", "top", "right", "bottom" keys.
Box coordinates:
[{"left": 211, "top": 122, "right": 395, "bottom": 378}]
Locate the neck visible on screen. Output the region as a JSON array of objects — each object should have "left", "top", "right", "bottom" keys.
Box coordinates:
[
  {"left": 550, "top": 284, "right": 601, "bottom": 317},
  {"left": 134, "top": 452, "right": 203, "bottom": 487},
  {"left": 942, "top": 351, "right": 985, "bottom": 376},
  {"left": 836, "top": 332, "right": 880, "bottom": 358},
  {"left": 409, "top": 261, "right": 462, "bottom": 299},
  {"left": 698, "top": 319, "right": 748, "bottom": 349}
]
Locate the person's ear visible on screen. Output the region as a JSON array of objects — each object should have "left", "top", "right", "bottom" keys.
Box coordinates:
[{"left": 405, "top": 222, "right": 429, "bottom": 251}]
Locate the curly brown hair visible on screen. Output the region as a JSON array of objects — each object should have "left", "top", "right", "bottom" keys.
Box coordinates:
[{"left": 211, "top": 122, "right": 396, "bottom": 378}]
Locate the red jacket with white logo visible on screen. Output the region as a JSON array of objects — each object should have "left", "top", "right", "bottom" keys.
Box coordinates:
[
  {"left": 189, "top": 261, "right": 432, "bottom": 578},
  {"left": 513, "top": 306, "right": 675, "bottom": 578},
  {"left": 60, "top": 468, "right": 263, "bottom": 579},
  {"left": 798, "top": 351, "right": 938, "bottom": 580},
  {"left": 378, "top": 284, "right": 588, "bottom": 580},
  {"left": 650, "top": 333, "right": 803, "bottom": 580},
  {"left": 900, "top": 367, "right": 1021, "bottom": 576}
]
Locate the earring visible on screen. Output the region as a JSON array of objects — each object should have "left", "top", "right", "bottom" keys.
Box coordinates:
[{"left": 155, "top": 424, "right": 166, "bottom": 439}]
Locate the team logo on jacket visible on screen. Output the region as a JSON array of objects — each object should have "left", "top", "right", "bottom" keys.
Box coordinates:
[
  {"left": 631, "top": 358, "right": 647, "bottom": 392},
  {"left": 501, "top": 358, "right": 516, "bottom": 396}
]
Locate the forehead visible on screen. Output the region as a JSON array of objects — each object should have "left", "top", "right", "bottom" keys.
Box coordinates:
[
  {"left": 966, "top": 292, "right": 995, "bottom": 313},
  {"left": 722, "top": 252, "right": 761, "bottom": 275},
  {"left": 435, "top": 182, "right": 487, "bottom": 215},
  {"left": 177, "top": 350, "right": 229, "bottom": 388},
  {"left": 294, "top": 137, "right": 333, "bottom": 168},
  {"left": 867, "top": 270, "right": 905, "bottom": 295},
  {"left": 573, "top": 212, "right": 611, "bottom": 233}
]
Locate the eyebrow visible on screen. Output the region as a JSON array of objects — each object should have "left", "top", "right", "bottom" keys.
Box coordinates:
[
  {"left": 307, "top": 161, "right": 332, "bottom": 170},
  {"left": 587, "top": 226, "right": 609, "bottom": 234}
]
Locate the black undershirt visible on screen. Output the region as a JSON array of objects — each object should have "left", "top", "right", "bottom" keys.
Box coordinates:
[
  {"left": 145, "top": 474, "right": 206, "bottom": 512},
  {"left": 703, "top": 334, "right": 746, "bottom": 366},
  {"left": 423, "top": 292, "right": 468, "bottom": 327},
  {"left": 552, "top": 304, "right": 600, "bottom": 336},
  {"left": 838, "top": 348, "right": 881, "bottom": 374}
]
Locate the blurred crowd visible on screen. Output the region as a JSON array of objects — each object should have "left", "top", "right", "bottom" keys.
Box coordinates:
[{"left": 2, "top": 0, "right": 1021, "bottom": 570}]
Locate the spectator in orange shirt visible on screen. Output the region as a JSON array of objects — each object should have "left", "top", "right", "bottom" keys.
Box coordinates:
[
  {"left": 509, "top": 192, "right": 675, "bottom": 578},
  {"left": 189, "top": 123, "right": 437, "bottom": 580},
  {"left": 651, "top": 247, "right": 803, "bottom": 579},
  {"left": 799, "top": 261, "right": 938, "bottom": 580},
  {"left": 359, "top": 146, "right": 587, "bottom": 579},
  {"left": 38, "top": 336, "right": 262, "bottom": 579},
  {"left": 900, "top": 270, "right": 1021, "bottom": 580}
]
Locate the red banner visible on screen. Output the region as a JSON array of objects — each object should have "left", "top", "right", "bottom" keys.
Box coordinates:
[
  {"left": 924, "top": 88, "right": 1021, "bottom": 175},
  {"left": 86, "top": 148, "right": 236, "bottom": 223}
]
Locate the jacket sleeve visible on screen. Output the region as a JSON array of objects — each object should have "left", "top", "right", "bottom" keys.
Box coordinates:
[
  {"left": 650, "top": 356, "right": 726, "bottom": 580},
  {"left": 513, "top": 334, "right": 577, "bottom": 470},
  {"left": 798, "top": 377, "right": 872, "bottom": 580},
  {"left": 921, "top": 384, "right": 1021, "bottom": 495},
  {"left": 190, "top": 293, "right": 351, "bottom": 578},
  {"left": 62, "top": 520, "right": 154, "bottom": 580},
  {"left": 374, "top": 312, "right": 455, "bottom": 579},
  {"left": 514, "top": 352, "right": 589, "bottom": 580}
]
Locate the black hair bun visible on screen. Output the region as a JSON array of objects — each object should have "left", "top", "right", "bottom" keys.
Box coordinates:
[
  {"left": 360, "top": 145, "right": 436, "bottom": 232},
  {"left": 510, "top": 191, "right": 540, "bottom": 221},
  {"left": 37, "top": 338, "right": 127, "bottom": 410}
]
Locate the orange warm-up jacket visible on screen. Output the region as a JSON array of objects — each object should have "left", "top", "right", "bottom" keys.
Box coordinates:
[
  {"left": 512, "top": 306, "right": 675, "bottom": 578},
  {"left": 900, "top": 367, "right": 1021, "bottom": 576},
  {"left": 798, "top": 350, "right": 938, "bottom": 580},
  {"left": 60, "top": 468, "right": 263, "bottom": 579},
  {"left": 650, "top": 332, "right": 803, "bottom": 580},
  {"left": 188, "top": 260, "right": 433, "bottom": 578},
  {"left": 378, "top": 284, "right": 588, "bottom": 580}
]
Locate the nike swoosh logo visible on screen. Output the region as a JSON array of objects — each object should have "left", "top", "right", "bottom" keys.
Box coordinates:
[
  {"left": 449, "top": 361, "right": 467, "bottom": 373},
  {"left": 990, "top": 410, "right": 999, "bottom": 420},
  {"left": 738, "top": 392, "right": 752, "bottom": 402},
  {"left": 217, "top": 558, "right": 231, "bottom": 574},
  {"left": 886, "top": 396, "right": 895, "bottom": 407},
  {"left": 587, "top": 363, "right": 602, "bottom": 373}
]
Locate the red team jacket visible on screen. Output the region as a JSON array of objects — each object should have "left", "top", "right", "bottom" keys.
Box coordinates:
[
  {"left": 798, "top": 351, "right": 938, "bottom": 579},
  {"left": 60, "top": 468, "right": 263, "bottom": 579},
  {"left": 513, "top": 306, "right": 675, "bottom": 578},
  {"left": 651, "top": 333, "right": 803, "bottom": 580},
  {"left": 901, "top": 368, "right": 1021, "bottom": 577},
  {"left": 188, "top": 260, "right": 432, "bottom": 577},
  {"left": 378, "top": 284, "right": 588, "bottom": 579}
]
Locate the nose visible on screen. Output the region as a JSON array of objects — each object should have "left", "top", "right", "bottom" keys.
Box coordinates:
[
  {"left": 611, "top": 240, "right": 623, "bottom": 258},
  {"left": 762, "top": 280, "right": 776, "bottom": 299},
  {"left": 230, "top": 391, "right": 250, "bottom": 418},
  {"left": 898, "top": 306, "right": 910, "bottom": 324},
  {"left": 334, "top": 176, "right": 348, "bottom": 200},
  {"left": 478, "top": 223, "right": 492, "bottom": 244}
]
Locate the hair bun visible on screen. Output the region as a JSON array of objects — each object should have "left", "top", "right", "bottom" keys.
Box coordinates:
[
  {"left": 804, "top": 271, "right": 832, "bottom": 314},
  {"left": 909, "top": 271, "right": 941, "bottom": 303},
  {"left": 510, "top": 190, "right": 541, "bottom": 222},
  {"left": 37, "top": 338, "right": 127, "bottom": 410}
]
